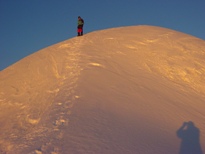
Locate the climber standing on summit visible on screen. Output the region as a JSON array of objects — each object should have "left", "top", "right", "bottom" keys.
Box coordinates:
[{"left": 77, "top": 16, "right": 84, "bottom": 36}]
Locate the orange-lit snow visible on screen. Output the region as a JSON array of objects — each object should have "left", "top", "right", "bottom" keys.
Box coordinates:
[{"left": 0, "top": 26, "right": 205, "bottom": 154}]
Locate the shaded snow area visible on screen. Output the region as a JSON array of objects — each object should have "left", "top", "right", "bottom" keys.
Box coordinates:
[{"left": 0, "top": 25, "right": 205, "bottom": 154}]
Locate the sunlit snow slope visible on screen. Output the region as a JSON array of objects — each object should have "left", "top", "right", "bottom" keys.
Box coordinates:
[{"left": 0, "top": 25, "right": 205, "bottom": 154}]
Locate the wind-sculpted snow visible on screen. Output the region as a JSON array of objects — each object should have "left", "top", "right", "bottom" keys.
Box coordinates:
[{"left": 0, "top": 26, "right": 205, "bottom": 154}]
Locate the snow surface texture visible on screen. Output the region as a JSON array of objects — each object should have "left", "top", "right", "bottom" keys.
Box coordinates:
[{"left": 0, "top": 25, "right": 205, "bottom": 154}]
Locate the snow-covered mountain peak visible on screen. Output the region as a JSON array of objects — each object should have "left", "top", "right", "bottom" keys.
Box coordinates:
[{"left": 0, "top": 25, "right": 205, "bottom": 154}]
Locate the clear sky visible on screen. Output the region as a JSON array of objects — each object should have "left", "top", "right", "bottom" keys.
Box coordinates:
[{"left": 1, "top": 0, "right": 205, "bottom": 71}]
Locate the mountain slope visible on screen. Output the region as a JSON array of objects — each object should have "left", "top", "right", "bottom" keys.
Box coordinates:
[{"left": 0, "top": 25, "right": 205, "bottom": 154}]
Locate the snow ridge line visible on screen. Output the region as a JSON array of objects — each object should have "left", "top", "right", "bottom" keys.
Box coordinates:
[
  {"left": 33, "top": 37, "right": 86, "bottom": 154},
  {"left": 52, "top": 37, "right": 84, "bottom": 128}
]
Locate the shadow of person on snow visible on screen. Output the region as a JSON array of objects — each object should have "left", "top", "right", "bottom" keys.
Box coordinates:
[{"left": 177, "top": 121, "right": 203, "bottom": 154}]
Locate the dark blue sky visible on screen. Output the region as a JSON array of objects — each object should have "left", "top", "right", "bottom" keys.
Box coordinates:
[{"left": 1, "top": 0, "right": 205, "bottom": 71}]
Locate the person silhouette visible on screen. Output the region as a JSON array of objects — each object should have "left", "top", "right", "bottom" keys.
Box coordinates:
[
  {"left": 77, "top": 16, "right": 84, "bottom": 36},
  {"left": 177, "top": 121, "right": 203, "bottom": 154}
]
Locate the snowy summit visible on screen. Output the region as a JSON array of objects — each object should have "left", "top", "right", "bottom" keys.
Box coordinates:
[{"left": 0, "top": 25, "right": 205, "bottom": 154}]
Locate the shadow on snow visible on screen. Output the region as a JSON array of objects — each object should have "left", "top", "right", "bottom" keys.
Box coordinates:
[{"left": 177, "top": 121, "right": 203, "bottom": 154}]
